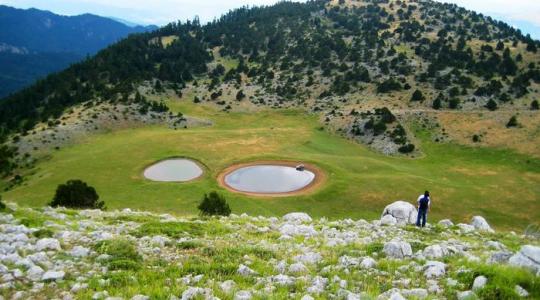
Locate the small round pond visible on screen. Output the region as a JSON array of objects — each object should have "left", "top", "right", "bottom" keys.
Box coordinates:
[
  {"left": 223, "top": 164, "right": 317, "bottom": 194},
  {"left": 143, "top": 159, "right": 203, "bottom": 182}
]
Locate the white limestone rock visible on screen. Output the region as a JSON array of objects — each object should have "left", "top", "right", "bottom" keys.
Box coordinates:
[
  {"left": 282, "top": 212, "right": 312, "bottom": 223},
  {"left": 438, "top": 219, "right": 454, "bottom": 227},
  {"left": 35, "top": 238, "right": 61, "bottom": 251},
  {"left": 423, "top": 261, "right": 446, "bottom": 278},
  {"left": 360, "top": 257, "right": 377, "bottom": 269},
  {"left": 380, "top": 215, "right": 397, "bottom": 226},
  {"left": 509, "top": 245, "right": 540, "bottom": 275},
  {"left": 234, "top": 290, "right": 252, "bottom": 300},
  {"left": 472, "top": 275, "right": 487, "bottom": 290},
  {"left": 471, "top": 216, "right": 494, "bottom": 233},
  {"left": 381, "top": 201, "right": 418, "bottom": 225},
  {"left": 42, "top": 270, "right": 65, "bottom": 281},
  {"left": 383, "top": 241, "right": 412, "bottom": 259},
  {"left": 237, "top": 264, "right": 256, "bottom": 277}
]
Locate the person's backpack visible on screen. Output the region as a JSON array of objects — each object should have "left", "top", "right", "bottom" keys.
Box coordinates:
[{"left": 419, "top": 196, "right": 429, "bottom": 210}]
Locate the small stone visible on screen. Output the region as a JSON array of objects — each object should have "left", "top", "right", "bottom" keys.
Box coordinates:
[
  {"left": 360, "top": 257, "right": 377, "bottom": 269},
  {"left": 383, "top": 241, "right": 412, "bottom": 259},
  {"left": 472, "top": 275, "right": 487, "bottom": 290},
  {"left": 282, "top": 212, "right": 312, "bottom": 223},
  {"left": 471, "top": 216, "right": 494, "bottom": 232},
  {"left": 220, "top": 280, "right": 236, "bottom": 294},
  {"left": 288, "top": 262, "right": 308, "bottom": 274},
  {"left": 380, "top": 215, "right": 397, "bottom": 226},
  {"left": 36, "top": 238, "right": 61, "bottom": 251},
  {"left": 438, "top": 219, "right": 454, "bottom": 227},
  {"left": 237, "top": 264, "right": 256, "bottom": 277},
  {"left": 423, "top": 261, "right": 446, "bottom": 278},
  {"left": 69, "top": 246, "right": 90, "bottom": 257},
  {"left": 514, "top": 285, "right": 529, "bottom": 297},
  {"left": 234, "top": 290, "right": 252, "bottom": 300},
  {"left": 42, "top": 271, "right": 65, "bottom": 281},
  {"left": 457, "top": 290, "right": 477, "bottom": 300}
]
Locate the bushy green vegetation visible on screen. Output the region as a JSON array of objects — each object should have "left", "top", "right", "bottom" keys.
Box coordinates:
[
  {"left": 198, "top": 191, "right": 231, "bottom": 216},
  {"left": 94, "top": 239, "right": 142, "bottom": 270},
  {"left": 49, "top": 180, "right": 104, "bottom": 209}
]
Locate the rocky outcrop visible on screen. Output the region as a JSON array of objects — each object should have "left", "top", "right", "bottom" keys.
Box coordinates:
[{"left": 0, "top": 204, "right": 537, "bottom": 299}]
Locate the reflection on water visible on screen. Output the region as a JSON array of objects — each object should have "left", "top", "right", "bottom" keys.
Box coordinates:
[
  {"left": 144, "top": 159, "right": 203, "bottom": 182},
  {"left": 225, "top": 165, "right": 315, "bottom": 193}
]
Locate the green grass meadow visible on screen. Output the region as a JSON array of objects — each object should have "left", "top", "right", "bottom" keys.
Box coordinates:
[{"left": 4, "top": 101, "right": 540, "bottom": 230}]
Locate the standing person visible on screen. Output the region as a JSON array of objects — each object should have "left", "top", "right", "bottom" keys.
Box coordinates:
[{"left": 416, "top": 191, "right": 431, "bottom": 227}]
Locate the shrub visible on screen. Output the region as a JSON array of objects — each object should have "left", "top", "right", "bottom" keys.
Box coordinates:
[
  {"left": 398, "top": 143, "right": 415, "bottom": 153},
  {"left": 506, "top": 115, "right": 519, "bottom": 128},
  {"left": 411, "top": 89, "right": 425, "bottom": 101},
  {"left": 432, "top": 98, "right": 442, "bottom": 110},
  {"left": 198, "top": 191, "right": 231, "bottom": 216},
  {"left": 94, "top": 239, "right": 142, "bottom": 270},
  {"left": 531, "top": 100, "right": 539, "bottom": 110},
  {"left": 485, "top": 99, "right": 498, "bottom": 111},
  {"left": 448, "top": 98, "right": 460, "bottom": 109},
  {"left": 0, "top": 195, "right": 5, "bottom": 210},
  {"left": 49, "top": 180, "right": 104, "bottom": 209}
]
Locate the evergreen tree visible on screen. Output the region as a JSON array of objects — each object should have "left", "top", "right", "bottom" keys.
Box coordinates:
[
  {"left": 411, "top": 89, "right": 425, "bottom": 101},
  {"left": 485, "top": 99, "right": 498, "bottom": 111}
]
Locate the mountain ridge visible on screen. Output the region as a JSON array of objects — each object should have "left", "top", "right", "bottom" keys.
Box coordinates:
[
  {"left": 0, "top": 5, "right": 157, "bottom": 98},
  {"left": 0, "top": 0, "right": 539, "bottom": 175}
]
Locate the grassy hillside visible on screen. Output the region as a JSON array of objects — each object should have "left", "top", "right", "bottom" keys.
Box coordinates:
[{"left": 4, "top": 100, "right": 539, "bottom": 231}]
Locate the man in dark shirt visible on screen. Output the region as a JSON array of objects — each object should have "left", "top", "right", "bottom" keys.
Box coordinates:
[{"left": 416, "top": 191, "right": 431, "bottom": 227}]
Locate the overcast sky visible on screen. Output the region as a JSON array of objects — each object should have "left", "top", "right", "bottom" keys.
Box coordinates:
[{"left": 1, "top": 0, "right": 539, "bottom": 38}]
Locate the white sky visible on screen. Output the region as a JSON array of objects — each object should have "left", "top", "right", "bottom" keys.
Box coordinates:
[{"left": 1, "top": 0, "right": 539, "bottom": 38}]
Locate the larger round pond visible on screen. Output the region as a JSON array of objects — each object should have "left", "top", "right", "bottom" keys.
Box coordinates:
[
  {"left": 223, "top": 164, "right": 316, "bottom": 194},
  {"left": 144, "top": 159, "right": 203, "bottom": 182}
]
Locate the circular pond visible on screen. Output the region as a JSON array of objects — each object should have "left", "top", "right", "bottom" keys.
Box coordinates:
[
  {"left": 143, "top": 159, "right": 203, "bottom": 182},
  {"left": 222, "top": 163, "right": 317, "bottom": 194}
]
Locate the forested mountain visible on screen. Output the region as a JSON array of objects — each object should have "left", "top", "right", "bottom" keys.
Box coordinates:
[
  {"left": 0, "top": 5, "right": 157, "bottom": 98},
  {"left": 1, "top": 0, "right": 539, "bottom": 175}
]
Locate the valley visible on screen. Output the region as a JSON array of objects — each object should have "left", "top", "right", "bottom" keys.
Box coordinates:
[{"left": 4, "top": 100, "right": 538, "bottom": 230}]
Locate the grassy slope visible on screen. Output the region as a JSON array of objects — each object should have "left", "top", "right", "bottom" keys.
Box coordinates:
[{"left": 4, "top": 100, "right": 539, "bottom": 231}]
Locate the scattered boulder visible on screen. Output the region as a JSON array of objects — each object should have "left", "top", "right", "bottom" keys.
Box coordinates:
[
  {"left": 423, "top": 244, "right": 449, "bottom": 259},
  {"left": 515, "top": 285, "right": 529, "bottom": 297},
  {"left": 383, "top": 241, "right": 412, "bottom": 259},
  {"left": 279, "top": 224, "right": 317, "bottom": 237},
  {"left": 457, "top": 290, "right": 477, "bottom": 300},
  {"left": 35, "top": 238, "right": 61, "bottom": 251},
  {"left": 472, "top": 275, "right": 487, "bottom": 290},
  {"left": 381, "top": 201, "right": 417, "bottom": 225},
  {"left": 471, "top": 216, "right": 494, "bottom": 233},
  {"left": 69, "top": 246, "right": 90, "bottom": 257},
  {"left": 360, "top": 257, "right": 377, "bottom": 269},
  {"left": 423, "top": 261, "right": 446, "bottom": 278},
  {"left": 237, "top": 264, "right": 256, "bottom": 277},
  {"left": 234, "top": 290, "right": 252, "bottom": 300},
  {"left": 509, "top": 245, "right": 540, "bottom": 275},
  {"left": 380, "top": 215, "right": 397, "bottom": 226},
  {"left": 438, "top": 219, "right": 454, "bottom": 227},
  {"left": 42, "top": 270, "right": 65, "bottom": 281},
  {"left": 181, "top": 287, "right": 213, "bottom": 300},
  {"left": 289, "top": 262, "right": 308, "bottom": 274},
  {"left": 283, "top": 212, "right": 312, "bottom": 223},
  {"left": 220, "top": 280, "right": 236, "bottom": 294},
  {"left": 457, "top": 224, "right": 475, "bottom": 233}
]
